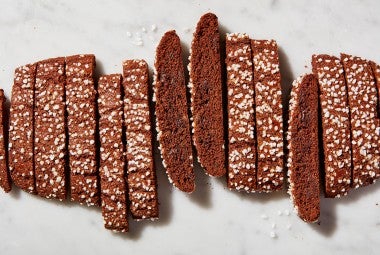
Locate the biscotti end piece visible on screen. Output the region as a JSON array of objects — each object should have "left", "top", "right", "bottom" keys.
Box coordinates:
[
  {"left": 189, "top": 13, "right": 226, "bottom": 177},
  {"left": 311, "top": 54, "right": 352, "bottom": 198},
  {"left": 225, "top": 33, "right": 256, "bottom": 192},
  {"left": 341, "top": 53, "right": 380, "bottom": 188},
  {"left": 65, "top": 54, "right": 100, "bottom": 206},
  {"left": 154, "top": 30, "right": 195, "bottom": 193},
  {"left": 123, "top": 59, "right": 159, "bottom": 220},
  {"left": 287, "top": 74, "right": 320, "bottom": 223},
  {"left": 9, "top": 63, "right": 37, "bottom": 193},
  {"left": 98, "top": 74, "right": 128, "bottom": 232},
  {"left": 34, "top": 57, "right": 67, "bottom": 200},
  {"left": 0, "top": 90, "right": 11, "bottom": 193},
  {"left": 252, "top": 39, "right": 284, "bottom": 192}
]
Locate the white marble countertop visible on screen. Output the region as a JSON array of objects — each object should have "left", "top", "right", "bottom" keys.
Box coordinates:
[{"left": 0, "top": 0, "right": 379, "bottom": 254}]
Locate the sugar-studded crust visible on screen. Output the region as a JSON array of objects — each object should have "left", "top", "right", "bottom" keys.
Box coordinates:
[
  {"left": 154, "top": 30, "right": 195, "bottom": 193},
  {"left": 188, "top": 13, "right": 226, "bottom": 177},
  {"left": 65, "top": 54, "right": 99, "bottom": 206},
  {"left": 369, "top": 61, "right": 380, "bottom": 115},
  {"left": 0, "top": 90, "right": 11, "bottom": 193},
  {"left": 34, "top": 57, "right": 67, "bottom": 200},
  {"left": 312, "top": 54, "right": 352, "bottom": 198},
  {"left": 287, "top": 74, "right": 320, "bottom": 223},
  {"left": 123, "top": 59, "right": 159, "bottom": 220},
  {"left": 341, "top": 54, "right": 380, "bottom": 187},
  {"left": 98, "top": 74, "right": 128, "bottom": 232},
  {"left": 225, "top": 33, "right": 256, "bottom": 192},
  {"left": 9, "top": 63, "right": 37, "bottom": 193},
  {"left": 252, "top": 39, "right": 284, "bottom": 192}
]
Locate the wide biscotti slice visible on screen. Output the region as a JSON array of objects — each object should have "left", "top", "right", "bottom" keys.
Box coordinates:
[
  {"left": 312, "top": 54, "right": 352, "bottom": 198},
  {"left": 154, "top": 30, "right": 195, "bottom": 193},
  {"left": 225, "top": 33, "right": 256, "bottom": 192},
  {"left": 65, "top": 54, "right": 99, "bottom": 206},
  {"left": 123, "top": 59, "right": 158, "bottom": 220},
  {"left": 34, "top": 57, "right": 67, "bottom": 200},
  {"left": 98, "top": 74, "right": 129, "bottom": 232},
  {"left": 341, "top": 53, "right": 380, "bottom": 188},
  {"left": 287, "top": 74, "right": 320, "bottom": 223},
  {"left": 9, "top": 63, "right": 37, "bottom": 193},
  {"left": 252, "top": 39, "right": 284, "bottom": 192},
  {"left": 188, "top": 13, "right": 226, "bottom": 177},
  {"left": 0, "top": 90, "right": 11, "bottom": 193}
]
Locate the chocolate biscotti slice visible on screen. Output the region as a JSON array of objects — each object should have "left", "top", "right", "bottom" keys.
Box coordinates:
[
  {"left": 98, "top": 74, "right": 128, "bottom": 232},
  {"left": 369, "top": 61, "right": 380, "bottom": 114},
  {"left": 65, "top": 54, "right": 99, "bottom": 206},
  {"left": 188, "top": 13, "right": 226, "bottom": 177},
  {"left": 0, "top": 90, "right": 11, "bottom": 193},
  {"left": 123, "top": 59, "right": 158, "bottom": 220},
  {"left": 9, "top": 63, "right": 37, "bottom": 193},
  {"left": 252, "top": 39, "right": 284, "bottom": 192},
  {"left": 341, "top": 54, "right": 380, "bottom": 187},
  {"left": 34, "top": 57, "right": 67, "bottom": 200},
  {"left": 311, "top": 54, "right": 352, "bottom": 198},
  {"left": 154, "top": 30, "right": 195, "bottom": 192},
  {"left": 225, "top": 33, "right": 256, "bottom": 192},
  {"left": 287, "top": 74, "right": 320, "bottom": 223}
]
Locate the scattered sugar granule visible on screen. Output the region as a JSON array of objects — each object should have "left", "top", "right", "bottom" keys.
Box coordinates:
[
  {"left": 151, "top": 24, "right": 157, "bottom": 32},
  {"left": 142, "top": 27, "right": 147, "bottom": 33},
  {"left": 270, "top": 231, "right": 277, "bottom": 238},
  {"left": 126, "top": 31, "right": 132, "bottom": 37},
  {"left": 277, "top": 210, "right": 282, "bottom": 216},
  {"left": 271, "top": 223, "right": 276, "bottom": 229},
  {"left": 183, "top": 27, "right": 191, "bottom": 33},
  {"left": 286, "top": 224, "right": 292, "bottom": 230},
  {"left": 284, "top": 209, "right": 290, "bottom": 216},
  {"left": 261, "top": 214, "right": 269, "bottom": 220}
]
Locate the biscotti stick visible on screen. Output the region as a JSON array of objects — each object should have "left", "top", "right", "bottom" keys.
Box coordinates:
[
  {"left": 0, "top": 89, "right": 11, "bottom": 193},
  {"left": 225, "top": 33, "right": 256, "bottom": 192},
  {"left": 9, "top": 63, "right": 37, "bottom": 193},
  {"left": 154, "top": 30, "right": 195, "bottom": 192},
  {"left": 123, "top": 59, "right": 158, "bottom": 220},
  {"left": 98, "top": 74, "right": 128, "bottom": 232},
  {"left": 34, "top": 57, "right": 66, "bottom": 200},
  {"left": 287, "top": 74, "right": 320, "bottom": 223}
]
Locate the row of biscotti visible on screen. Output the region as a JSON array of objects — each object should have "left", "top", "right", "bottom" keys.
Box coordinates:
[
  {"left": 287, "top": 54, "right": 380, "bottom": 222},
  {"left": 154, "top": 13, "right": 284, "bottom": 193},
  {"left": 0, "top": 56, "right": 159, "bottom": 232}
]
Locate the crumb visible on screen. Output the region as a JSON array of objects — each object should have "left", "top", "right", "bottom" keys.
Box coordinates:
[{"left": 183, "top": 27, "right": 191, "bottom": 33}]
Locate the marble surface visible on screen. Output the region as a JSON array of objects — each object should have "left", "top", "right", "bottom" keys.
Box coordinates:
[{"left": 0, "top": 0, "right": 380, "bottom": 254}]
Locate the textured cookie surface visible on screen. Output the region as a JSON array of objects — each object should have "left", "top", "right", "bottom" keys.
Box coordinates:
[
  {"left": 0, "top": 90, "right": 11, "bottom": 193},
  {"left": 287, "top": 74, "right": 320, "bottom": 223}
]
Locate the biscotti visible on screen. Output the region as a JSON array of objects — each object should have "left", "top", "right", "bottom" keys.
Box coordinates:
[
  {"left": 311, "top": 54, "right": 352, "bottom": 198},
  {"left": 0, "top": 90, "right": 11, "bottom": 193},
  {"left": 287, "top": 74, "right": 320, "bottom": 223},
  {"left": 123, "top": 59, "right": 159, "bottom": 220},
  {"left": 154, "top": 30, "right": 195, "bottom": 192},
  {"left": 8, "top": 63, "right": 37, "bottom": 193},
  {"left": 341, "top": 53, "right": 380, "bottom": 187},
  {"left": 252, "top": 39, "right": 284, "bottom": 192},
  {"left": 34, "top": 57, "right": 67, "bottom": 200},
  {"left": 188, "top": 13, "right": 226, "bottom": 177},
  {"left": 98, "top": 74, "right": 128, "bottom": 232},
  {"left": 65, "top": 54, "right": 99, "bottom": 206},
  {"left": 225, "top": 33, "right": 256, "bottom": 192}
]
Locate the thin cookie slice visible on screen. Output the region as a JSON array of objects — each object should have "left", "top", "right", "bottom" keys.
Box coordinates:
[
  {"left": 0, "top": 90, "right": 11, "bottom": 193},
  {"left": 154, "top": 30, "right": 195, "bottom": 192},
  {"left": 287, "top": 74, "right": 320, "bottom": 223},
  {"left": 123, "top": 59, "right": 158, "bottom": 220},
  {"left": 34, "top": 57, "right": 67, "bottom": 200},
  {"left": 341, "top": 53, "right": 380, "bottom": 187},
  {"left": 9, "top": 63, "right": 37, "bottom": 193},
  {"left": 369, "top": 61, "right": 380, "bottom": 114},
  {"left": 225, "top": 33, "right": 256, "bottom": 192},
  {"left": 252, "top": 39, "right": 284, "bottom": 192},
  {"left": 188, "top": 13, "right": 226, "bottom": 177},
  {"left": 311, "top": 54, "right": 352, "bottom": 198},
  {"left": 65, "top": 54, "right": 99, "bottom": 206},
  {"left": 98, "top": 74, "right": 128, "bottom": 232}
]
